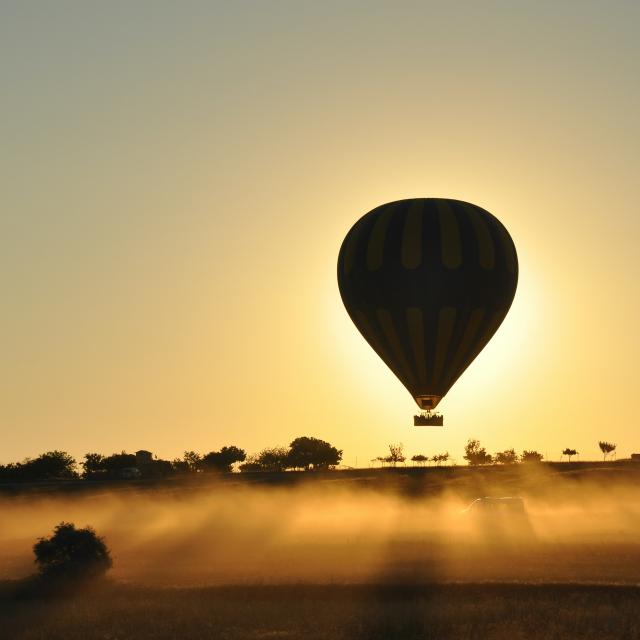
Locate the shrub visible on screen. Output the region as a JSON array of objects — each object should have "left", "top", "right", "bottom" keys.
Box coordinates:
[
  {"left": 521, "top": 450, "right": 543, "bottom": 463},
  {"left": 33, "top": 522, "right": 112, "bottom": 582},
  {"left": 495, "top": 449, "right": 518, "bottom": 464}
]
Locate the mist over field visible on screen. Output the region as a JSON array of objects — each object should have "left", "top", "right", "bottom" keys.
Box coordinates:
[{"left": 3, "top": 466, "right": 640, "bottom": 587}]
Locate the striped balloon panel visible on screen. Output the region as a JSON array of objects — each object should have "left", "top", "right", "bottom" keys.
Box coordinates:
[{"left": 337, "top": 198, "right": 518, "bottom": 405}]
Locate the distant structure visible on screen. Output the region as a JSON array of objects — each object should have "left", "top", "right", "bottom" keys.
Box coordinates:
[
  {"left": 135, "top": 450, "right": 153, "bottom": 466},
  {"left": 631, "top": 454, "right": 640, "bottom": 462}
]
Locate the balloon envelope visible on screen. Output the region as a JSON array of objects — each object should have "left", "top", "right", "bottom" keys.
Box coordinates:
[{"left": 337, "top": 198, "right": 518, "bottom": 410}]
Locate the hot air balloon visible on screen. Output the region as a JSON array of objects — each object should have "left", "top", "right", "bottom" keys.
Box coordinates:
[{"left": 337, "top": 198, "right": 518, "bottom": 426}]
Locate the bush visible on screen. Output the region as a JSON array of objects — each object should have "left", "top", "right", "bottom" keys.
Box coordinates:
[
  {"left": 33, "top": 522, "right": 112, "bottom": 583},
  {"left": 495, "top": 449, "right": 518, "bottom": 464},
  {"left": 521, "top": 450, "right": 543, "bottom": 463}
]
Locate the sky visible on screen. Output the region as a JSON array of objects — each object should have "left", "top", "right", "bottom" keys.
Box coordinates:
[{"left": 1, "top": 1, "right": 638, "bottom": 466}]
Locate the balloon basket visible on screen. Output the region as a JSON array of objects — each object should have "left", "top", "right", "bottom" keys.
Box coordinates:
[{"left": 414, "top": 411, "right": 444, "bottom": 427}]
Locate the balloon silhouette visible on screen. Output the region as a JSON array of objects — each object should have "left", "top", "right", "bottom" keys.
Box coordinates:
[{"left": 337, "top": 198, "right": 518, "bottom": 414}]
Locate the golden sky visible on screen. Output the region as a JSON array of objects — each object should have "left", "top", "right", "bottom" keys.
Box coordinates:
[{"left": 1, "top": 2, "right": 638, "bottom": 465}]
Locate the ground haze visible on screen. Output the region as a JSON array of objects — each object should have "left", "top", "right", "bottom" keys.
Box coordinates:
[
  {"left": 3, "top": 464, "right": 640, "bottom": 638},
  {"left": 2, "top": 463, "right": 640, "bottom": 586}
]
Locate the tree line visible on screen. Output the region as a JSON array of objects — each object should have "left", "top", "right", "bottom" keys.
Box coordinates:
[
  {"left": 372, "top": 439, "right": 620, "bottom": 468},
  {"left": 0, "top": 436, "right": 343, "bottom": 482},
  {"left": 371, "top": 443, "right": 451, "bottom": 467},
  {"left": 0, "top": 437, "right": 622, "bottom": 483},
  {"left": 461, "top": 439, "right": 618, "bottom": 465}
]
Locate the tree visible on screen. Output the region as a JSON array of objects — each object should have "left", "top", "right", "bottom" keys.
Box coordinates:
[
  {"left": 202, "top": 446, "right": 247, "bottom": 472},
  {"left": 385, "top": 443, "right": 405, "bottom": 468},
  {"left": 142, "top": 459, "right": 174, "bottom": 478},
  {"left": 257, "top": 447, "right": 289, "bottom": 471},
  {"left": 19, "top": 451, "right": 78, "bottom": 480},
  {"left": 495, "top": 449, "right": 518, "bottom": 465},
  {"left": 238, "top": 455, "right": 262, "bottom": 472},
  {"left": 171, "top": 458, "right": 189, "bottom": 473},
  {"left": 0, "top": 463, "right": 21, "bottom": 482},
  {"left": 102, "top": 452, "right": 137, "bottom": 471},
  {"left": 463, "top": 439, "right": 493, "bottom": 466},
  {"left": 562, "top": 448, "right": 578, "bottom": 462},
  {"left": 521, "top": 450, "right": 543, "bottom": 463},
  {"left": 411, "top": 454, "right": 429, "bottom": 467},
  {"left": 173, "top": 451, "right": 203, "bottom": 473},
  {"left": 598, "top": 441, "right": 616, "bottom": 461},
  {"left": 183, "top": 451, "right": 202, "bottom": 472},
  {"left": 0, "top": 461, "right": 36, "bottom": 482},
  {"left": 238, "top": 448, "right": 290, "bottom": 472},
  {"left": 82, "top": 453, "right": 105, "bottom": 478},
  {"left": 33, "top": 522, "right": 112, "bottom": 582},
  {"left": 432, "top": 452, "right": 450, "bottom": 466},
  {"left": 287, "top": 437, "right": 342, "bottom": 470}
]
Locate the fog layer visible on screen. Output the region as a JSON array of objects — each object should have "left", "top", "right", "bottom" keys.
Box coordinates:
[{"left": 2, "top": 467, "right": 639, "bottom": 585}]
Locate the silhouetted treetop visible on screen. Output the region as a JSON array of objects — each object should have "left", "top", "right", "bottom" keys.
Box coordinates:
[
  {"left": 385, "top": 443, "right": 405, "bottom": 467},
  {"left": 183, "top": 451, "right": 202, "bottom": 472},
  {"left": 260, "top": 447, "right": 290, "bottom": 472},
  {"left": 432, "top": 452, "right": 450, "bottom": 466},
  {"left": 287, "top": 437, "right": 342, "bottom": 470},
  {"left": 102, "top": 452, "right": 137, "bottom": 471},
  {"left": 495, "top": 449, "right": 518, "bottom": 464},
  {"left": 82, "top": 453, "right": 105, "bottom": 477},
  {"left": 0, "top": 451, "right": 77, "bottom": 482},
  {"left": 463, "top": 439, "right": 492, "bottom": 466},
  {"left": 202, "top": 446, "right": 246, "bottom": 472},
  {"left": 598, "top": 441, "right": 616, "bottom": 460},
  {"left": 521, "top": 450, "right": 543, "bottom": 463}
]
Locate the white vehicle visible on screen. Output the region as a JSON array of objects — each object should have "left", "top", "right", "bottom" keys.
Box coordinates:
[
  {"left": 120, "top": 467, "right": 142, "bottom": 479},
  {"left": 462, "top": 496, "right": 526, "bottom": 516}
]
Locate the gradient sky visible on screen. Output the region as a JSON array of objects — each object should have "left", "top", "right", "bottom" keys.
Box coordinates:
[{"left": 2, "top": 2, "right": 638, "bottom": 466}]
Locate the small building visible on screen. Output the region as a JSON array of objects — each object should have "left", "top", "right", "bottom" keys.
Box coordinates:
[
  {"left": 135, "top": 450, "right": 153, "bottom": 466},
  {"left": 631, "top": 453, "right": 640, "bottom": 462}
]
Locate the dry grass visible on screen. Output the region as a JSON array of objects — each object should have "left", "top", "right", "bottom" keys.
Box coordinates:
[{"left": 2, "top": 582, "right": 640, "bottom": 640}]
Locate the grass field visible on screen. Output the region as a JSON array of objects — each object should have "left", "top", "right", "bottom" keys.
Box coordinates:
[
  {"left": 2, "top": 582, "right": 640, "bottom": 640},
  {"left": 2, "top": 464, "right": 640, "bottom": 638}
]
